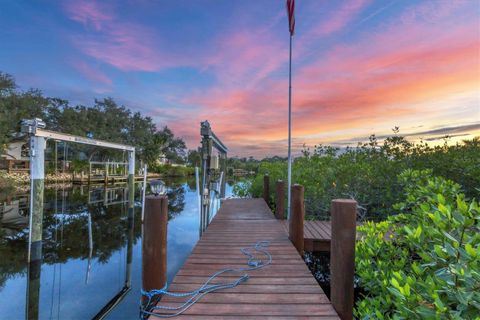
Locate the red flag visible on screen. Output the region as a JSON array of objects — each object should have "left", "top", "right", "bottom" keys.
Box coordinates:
[{"left": 286, "top": 0, "right": 295, "bottom": 35}]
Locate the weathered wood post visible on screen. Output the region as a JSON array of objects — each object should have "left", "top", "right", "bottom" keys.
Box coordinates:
[
  {"left": 88, "top": 162, "right": 91, "bottom": 185},
  {"left": 263, "top": 174, "right": 270, "bottom": 206},
  {"left": 126, "top": 151, "right": 135, "bottom": 288},
  {"left": 289, "top": 184, "right": 304, "bottom": 255},
  {"left": 142, "top": 195, "right": 168, "bottom": 302},
  {"left": 27, "top": 134, "right": 46, "bottom": 320},
  {"left": 104, "top": 162, "right": 108, "bottom": 185},
  {"left": 275, "top": 180, "right": 285, "bottom": 219},
  {"left": 330, "top": 199, "right": 357, "bottom": 320}
]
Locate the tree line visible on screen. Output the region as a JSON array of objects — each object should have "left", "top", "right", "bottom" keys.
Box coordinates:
[
  {"left": 0, "top": 72, "right": 187, "bottom": 167},
  {"left": 240, "top": 134, "right": 479, "bottom": 220}
]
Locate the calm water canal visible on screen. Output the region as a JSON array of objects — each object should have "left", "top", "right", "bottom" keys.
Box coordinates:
[{"left": 0, "top": 178, "right": 234, "bottom": 319}]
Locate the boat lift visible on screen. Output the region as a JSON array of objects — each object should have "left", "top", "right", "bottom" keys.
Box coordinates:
[
  {"left": 21, "top": 118, "right": 136, "bottom": 320},
  {"left": 199, "top": 121, "right": 228, "bottom": 234}
]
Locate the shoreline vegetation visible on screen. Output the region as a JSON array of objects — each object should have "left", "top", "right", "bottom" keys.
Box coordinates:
[
  {"left": 0, "top": 164, "right": 195, "bottom": 189},
  {"left": 238, "top": 135, "right": 479, "bottom": 221},
  {"left": 0, "top": 72, "right": 199, "bottom": 186}
]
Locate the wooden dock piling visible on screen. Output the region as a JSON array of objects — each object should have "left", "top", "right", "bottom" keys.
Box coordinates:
[
  {"left": 27, "top": 135, "right": 46, "bottom": 320},
  {"left": 262, "top": 174, "right": 270, "bottom": 206},
  {"left": 142, "top": 195, "right": 168, "bottom": 301},
  {"left": 330, "top": 199, "right": 357, "bottom": 320},
  {"left": 275, "top": 180, "right": 285, "bottom": 219},
  {"left": 289, "top": 184, "right": 305, "bottom": 256}
]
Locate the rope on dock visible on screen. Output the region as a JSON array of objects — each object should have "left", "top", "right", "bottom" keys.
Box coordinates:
[{"left": 140, "top": 240, "right": 272, "bottom": 318}]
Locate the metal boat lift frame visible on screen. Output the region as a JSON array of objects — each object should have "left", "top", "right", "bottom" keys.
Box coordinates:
[
  {"left": 21, "top": 118, "right": 135, "bottom": 320},
  {"left": 200, "top": 121, "right": 227, "bottom": 235}
]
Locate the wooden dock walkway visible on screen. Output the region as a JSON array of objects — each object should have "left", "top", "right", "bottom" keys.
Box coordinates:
[
  {"left": 280, "top": 221, "right": 332, "bottom": 252},
  {"left": 155, "top": 198, "right": 339, "bottom": 319}
]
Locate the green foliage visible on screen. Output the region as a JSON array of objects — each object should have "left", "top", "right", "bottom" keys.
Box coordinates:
[
  {"left": 355, "top": 171, "right": 480, "bottom": 319},
  {"left": 232, "top": 179, "right": 253, "bottom": 198},
  {"left": 155, "top": 126, "right": 187, "bottom": 164},
  {"left": 150, "top": 164, "right": 194, "bottom": 177},
  {"left": 227, "top": 156, "right": 261, "bottom": 175},
  {"left": 69, "top": 159, "right": 89, "bottom": 173},
  {"left": 247, "top": 136, "right": 479, "bottom": 220},
  {"left": 0, "top": 72, "right": 48, "bottom": 153},
  {"left": 0, "top": 173, "right": 15, "bottom": 192},
  {"left": 0, "top": 72, "right": 187, "bottom": 167},
  {"left": 186, "top": 149, "right": 202, "bottom": 167}
]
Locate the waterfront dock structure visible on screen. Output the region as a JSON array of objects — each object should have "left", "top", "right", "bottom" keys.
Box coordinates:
[
  {"left": 280, "top": 220, "right": 333, "bottom": 252},
  {"left": 150, "top": 198, "right": 351, "bottom": 319},
  {"left": 268, "top": 175, "right": 358, "bottom": 253}
]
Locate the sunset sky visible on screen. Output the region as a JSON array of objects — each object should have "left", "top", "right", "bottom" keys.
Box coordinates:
[{"left": 1, "top": 0, "right": 479, "bottom": 157}]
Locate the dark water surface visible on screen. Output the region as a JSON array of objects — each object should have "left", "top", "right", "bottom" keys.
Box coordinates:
[{"left": 0, "top": 178, "right": 233, "bottom": 319}]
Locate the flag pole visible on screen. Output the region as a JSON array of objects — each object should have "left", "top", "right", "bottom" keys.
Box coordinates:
[{"left": 287, "top": 32, "right": 293, "bottom": 221}]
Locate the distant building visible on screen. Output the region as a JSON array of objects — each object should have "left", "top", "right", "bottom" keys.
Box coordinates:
[
  {"left": 0, "top": 138, "right": 29, "bottom": 172},
  {"left": 157, "top": 154, "right": 168, "bottom": 164}
]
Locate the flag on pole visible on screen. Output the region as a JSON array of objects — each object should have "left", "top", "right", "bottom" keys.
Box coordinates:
[{"left": 286, "top": 0, "right": 295, "bottom": 35}]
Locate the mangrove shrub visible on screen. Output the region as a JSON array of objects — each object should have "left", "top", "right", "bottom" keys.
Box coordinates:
[
  {"left": 355, "top": 170, "right": 480, "bottom": 319},
  {"left": 242, "top": 136, "right": 479, "bottom": 220}
]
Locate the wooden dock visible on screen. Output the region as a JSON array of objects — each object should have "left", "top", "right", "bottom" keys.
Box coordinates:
[
  {"left": 72, "top": 174, "right": 161, "bottom": 184},
  {"left": 280, "top": 220, "right": 332, "bottom": 252},
  {"left": 279, "top": 220, "right": 362, "bottom": 253},
  {"left": 155, "top": 198, "right": 339, "bottom": 319}
]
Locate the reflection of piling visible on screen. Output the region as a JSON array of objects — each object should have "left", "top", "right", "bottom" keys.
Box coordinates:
[
  {"left": 141, "top": 164, "right": 148, "bottom": 222},
  {"left": 92, "top": 200, "right": 135, "bottom": 320},
  {"left": 195, "top": 167, "right": 202, "bottom": 237},
  {"left": 330, "top": 199, "right": 357, "bottom": 320},
  {"left": 127, "top": 151, "right": 135, "bottom": 287},
  {"left": 125, "top": 202, "right": 134, "bottom": 288},
  {"left": 142, "top": 195, "right": 168, "bottom": 302},
  {"left": 85, "top": 213, "right": 93, "bottom": 284},
  {"left": 289, "top": 184, "right": 304, "bottom": 256},
  {"left": 27, "top": 259, "right": 41, "bottom": 320}
]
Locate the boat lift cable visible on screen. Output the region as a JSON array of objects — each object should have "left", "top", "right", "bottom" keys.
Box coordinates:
[
  {"left": 139, "top": 240, "right": 272, "bottom": 318},
  {"left": 57, "top": 186, "right": 65, "bottom": 319},
  {"left": 49, "top": 185, "right": 58, "bottom": 320}
]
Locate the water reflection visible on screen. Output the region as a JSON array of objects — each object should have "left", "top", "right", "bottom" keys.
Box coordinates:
[{"left": 0, "top": 179, "right": 233, "bottom": 319}]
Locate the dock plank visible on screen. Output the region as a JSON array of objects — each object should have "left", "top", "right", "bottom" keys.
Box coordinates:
[
  {"left": 153, "top": 198, "right": 339, "bottom": 318},
  {"left": 280, "top": 220, "right": 361, "bottom": 253},
  {"left": 281, "top": 220, "right": 333, "bottom": 252}
]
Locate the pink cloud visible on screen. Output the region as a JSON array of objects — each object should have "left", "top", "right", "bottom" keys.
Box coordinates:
[
  {"left": 66, "top": 1, "right": 287, "bottom": 79},
  {"left": 62, "top": 1, "right": 479, "bottom": 157},
  {"left": 314, "top": 0, "right": 370, "bottom": 36},
  {"left": 65, "top": 0, "right": 183, "bottom": 72},
  {"left": 72, "top": 24, "right": 172, "bottom": 72},
  {"left": 203, "top": 24, "right": 288, "bottom": 89},
  {"left": 284, "top": 22, "right": 479, "bottom": 137},
  {"left": 173, "top": 1, "right": 479, "bottom": 155},
  {"left": 400, "top": 0, "right": 467, "bottom": 25},
  {"left": 317, "top": 0, "right": 370, "bottom": 35},
  {"left": 73, "top": 60, "right": 112, "bottom": 87},
  {"left": 64, "top": 0, "right": 113, "bottom": 31}
]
